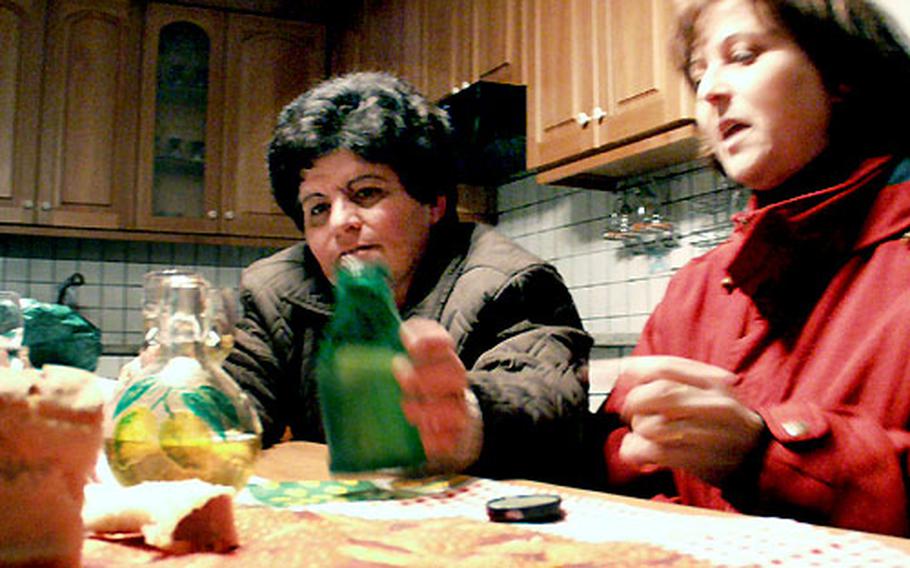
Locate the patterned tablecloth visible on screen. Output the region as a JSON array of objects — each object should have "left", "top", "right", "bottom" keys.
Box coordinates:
[{"left": 83, "top": 476, "right": 910, "bottom": 567}]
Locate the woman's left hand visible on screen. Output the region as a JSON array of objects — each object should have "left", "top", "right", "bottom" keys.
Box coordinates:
[
  {"left": 616, "top": 356, "right": 766, "bottom": 485},
  {"left": 394, "top": 318, "right": 482, "bottom": 471}
]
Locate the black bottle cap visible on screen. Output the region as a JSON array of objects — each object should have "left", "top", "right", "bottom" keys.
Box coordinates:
[{"left": 486, "top": 494, "right": 563, "bottom": 523}]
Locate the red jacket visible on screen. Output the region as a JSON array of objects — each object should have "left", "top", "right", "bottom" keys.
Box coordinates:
[{"left": 602, "top": 156, "right": 910, "bottom": 536}]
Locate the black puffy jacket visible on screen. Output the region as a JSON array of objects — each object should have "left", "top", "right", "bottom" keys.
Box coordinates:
[{"left": 225, "top": 223, "right": 592, "bottom": 485}]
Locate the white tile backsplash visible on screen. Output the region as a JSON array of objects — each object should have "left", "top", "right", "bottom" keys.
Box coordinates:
[
  {"left": 628, "top": 279, "right": 650, "bottom": 315},
  {"left": 80, "top": 260, "right": 103, "bottom": 283},
  {"left": 496, "top": 159, "right": 740, "bottom": 339},
  {"left": 7, "top": 257, "right": 27, "bottom": 280},
  {"left": 30, "top": 258, "right": 54, "bottom": 282},
  {"left": 0, "top": 235, "right": 278, "bottom": 353}
]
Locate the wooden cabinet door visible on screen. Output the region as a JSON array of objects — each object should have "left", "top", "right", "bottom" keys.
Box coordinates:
[
  {"left": 528, "top": 0, "right": 694, "bottom": 173},
  {"left": 36, "top": 0, "right": 140, "bottom": 229},
  {"left": 330, "top": 0, "right": 424, "bottom": 93},
  {"left": 221, "top": 14, "right": 325, "bottom": 239},
  {"left": 424, "top": 0, "right": 523, "bottom": 101},
  {"left": 526, "top": 0, "right": 597, "bottom": 168},
  {"left": 0, "top": 0, "right": 44, "bottom": 224},
  {"left": 135, "top": 4, "right": 225, "bottom": 234},
  {"left": 597, "top": 0, "right": 692, "bottom": 144},
  {"left": 422, "top": 0, "right": 460, "bottom": 100},
  {"left": 474, "top": 0, "right": 524, "bottom": 85}
]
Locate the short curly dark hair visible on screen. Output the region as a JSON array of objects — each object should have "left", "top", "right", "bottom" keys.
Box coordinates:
[{"left": 267, "top": 72, "right": 458, "bottom": 232}]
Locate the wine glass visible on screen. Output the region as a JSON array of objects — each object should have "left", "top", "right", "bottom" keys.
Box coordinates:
[{"left": 0, "top": 291, "right": 26, "bottom": 369}]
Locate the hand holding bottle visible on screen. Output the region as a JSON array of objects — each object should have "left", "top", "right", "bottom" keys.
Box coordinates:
[{"left": 394, "top": 318, "right": 482, "bottom": 472}]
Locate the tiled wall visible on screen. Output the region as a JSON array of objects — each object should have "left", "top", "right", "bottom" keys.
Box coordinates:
[
  {"left": 496, "top": 158, "right": 745, "bottom": 341},
  {"left": 0, "top": 236, "right": 279, "bottom": 377}
]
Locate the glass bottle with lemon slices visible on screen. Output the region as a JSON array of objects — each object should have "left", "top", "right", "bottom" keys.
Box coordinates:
[{"left": 104, "top": 271, "right": 262, "bottom": 489}]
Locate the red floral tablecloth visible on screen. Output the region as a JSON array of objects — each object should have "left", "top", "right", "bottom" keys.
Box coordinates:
[{"left": 83, "top": 477, "right": 910, "bottom": 567}]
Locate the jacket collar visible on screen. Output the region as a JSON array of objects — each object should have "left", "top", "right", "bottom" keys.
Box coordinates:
[
  {"left": 283, "top": 245, "right": 335, "bottom": 315},
  {"left": 286, "top": 222, "right": 473, "bottom": 319},
  {"left": 722, "top": 155, "right": 910, "bottom": 326},
  {"left": 400, "top": 222, "right": 472, "bottom": 320}
]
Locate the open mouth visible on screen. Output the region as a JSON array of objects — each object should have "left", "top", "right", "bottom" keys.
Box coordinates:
[
  {"left": 340, "top": 246, "right": 380, "bottom": 261},
  {"left": 719, "top": 120, "right": 748, "bottom": 141}
]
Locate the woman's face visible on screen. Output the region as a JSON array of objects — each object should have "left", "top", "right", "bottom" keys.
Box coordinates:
[
  {"left": 688, "top": 0, "right": 835, "bottom": 190},
  {"left": 299, "top": 149, "right": 446, "bottom": 306}
]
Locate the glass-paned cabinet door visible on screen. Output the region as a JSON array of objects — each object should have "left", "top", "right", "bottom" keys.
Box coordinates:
[
  {"left": 136, "top": 5, "right": 224, "bottom": 233},
  {"left": 152, "top": 22, "right": 208, "bottom": 218}
]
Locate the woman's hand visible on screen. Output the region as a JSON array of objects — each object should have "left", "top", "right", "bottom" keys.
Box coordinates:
[
  {"left": 616, "top": 356, "right": 765, "bottom": 485},
  {"left": 394, "top": 318, "right": 482, "bottom": 471}
]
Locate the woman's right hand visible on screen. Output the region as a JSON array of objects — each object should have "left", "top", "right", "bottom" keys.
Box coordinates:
[{"left": 615, "top": 356, "right": 766, "bottom": 485}]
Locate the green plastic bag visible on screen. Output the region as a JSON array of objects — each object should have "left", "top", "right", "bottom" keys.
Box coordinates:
[
  {"left": 315, "top": 260, "right": 426, "bottom": 475},
  {"left": 21, "top": 298, "right": 102, "bottom": 371}
]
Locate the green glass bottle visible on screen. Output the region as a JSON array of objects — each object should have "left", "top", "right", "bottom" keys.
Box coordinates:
[{"left": 316, "top": 259, "right": 426, "bottom": 475}]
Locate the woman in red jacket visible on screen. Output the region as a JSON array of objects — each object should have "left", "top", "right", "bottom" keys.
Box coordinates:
[{"left": 596, "top": 0, "right": 910, "bottom": 535}]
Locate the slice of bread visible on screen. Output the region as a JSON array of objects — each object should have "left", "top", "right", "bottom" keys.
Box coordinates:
[
  {"left": 0, "top": 365, "right": 103, "bottom": 567},
  {"left": 83, "top": 479, "right": 238, "bottom": 553}
]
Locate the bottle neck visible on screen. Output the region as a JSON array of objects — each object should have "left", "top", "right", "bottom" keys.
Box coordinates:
[{"left": 155, "top": 280, "right": 210, "bottom": 360}]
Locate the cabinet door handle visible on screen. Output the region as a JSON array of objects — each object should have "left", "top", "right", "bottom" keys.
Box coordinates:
[
  {"left": 592, "top": 106, "right": 607, "bottom": 121},
  {"left": 207, "top": 210, "right": 218, "bottom": 219},
  {"left": 22, "top": 200, "right": 34, "bottom": 210},
  {"left": 223, "top": 210, "right": 235, "bottom": 220},
  {"left": 576, "top": 112, "right": 591, "bottom": 126},
  {"left": 41, "top": 201, "right": 52, "bottom": 211}
]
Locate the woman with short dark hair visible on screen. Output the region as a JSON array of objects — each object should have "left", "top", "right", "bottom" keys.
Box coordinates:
[{"left": 226, "top": 72, "right": 592, "bottom": 485}]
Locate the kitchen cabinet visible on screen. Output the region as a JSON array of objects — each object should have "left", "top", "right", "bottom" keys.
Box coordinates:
[
  {"left": 332, "top": 0, "right": 524, "bottom": 102},
  {"left": 220, "top": 14, "right": 325, "bottom": 238},
  {"left": 423, "top": 0, "right": 525, "bottom": 101},
  {"left": 422, "top": 0, "right": 470, "bottom": 100},
  {"left": 330, "top": 0, "right": 425, "bottom": 90},
  {"left": 135, "top": 3, "right": 325, "bottom": 238},
  {"left": 134, "top": 4, "right": 224, "bottom": 234},
  {"left": 0, "top": 0, "right": 45, "bottom": 225},
  {"left": 527, "top": 0, "right": 698, "bottom": 184},
  {"left": 1, "top": 0, "right": 140, "bottom": 229}
]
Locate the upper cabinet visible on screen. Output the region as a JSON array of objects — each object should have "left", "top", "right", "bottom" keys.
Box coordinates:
[
  {"left": 330, "top": 0, "right": 425, "bottom": 90},
  {"left": 332, "top": 0, "right": 524, "bottom": 102},
  {"left": 0, "top": 0, "right": 45, "bottom": 225},
  {"left": 526, "top": 0, "right": 698, "bottom": 184},
  {"left": 2, "top": 0, "right": 325, "bottom": 244},
  {"left": 135, "top": 3, "right": 325, "bottom": 238},
  {"left": 423, "top": 0, "right": 525, "bottom": 101},
  {"left": 2, "top": 0, "right": 140, "bottom": 229},
  {"left": 221, "top": 14, "right": 326, "bottom": 238},
  {"left": 135, "top": 5, "right": 224, "bottom": 235}
]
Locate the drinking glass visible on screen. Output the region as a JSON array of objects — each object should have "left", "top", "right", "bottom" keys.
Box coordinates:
[{"left": 0, "top": 291, "right": 25, "bottom": 368}]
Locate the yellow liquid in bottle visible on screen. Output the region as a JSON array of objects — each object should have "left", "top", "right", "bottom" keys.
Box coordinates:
[{"left": 105, "top": 425, "right": 260, "bottom": 489}]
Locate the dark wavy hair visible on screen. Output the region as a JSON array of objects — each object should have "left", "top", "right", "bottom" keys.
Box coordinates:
[
  {"left": 671, "top": 0, "right": 910, "bottom": 156},
  {"left": 267, "top": 72, "right": 458, "bottom": 232}
]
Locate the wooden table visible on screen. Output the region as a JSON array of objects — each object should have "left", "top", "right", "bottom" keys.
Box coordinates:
[
  {"left": 255, "top": 441, "right": 910, "bottom": 555},
  {"left": 82, "top": 441, "right": 910, "bottom": 566}
]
